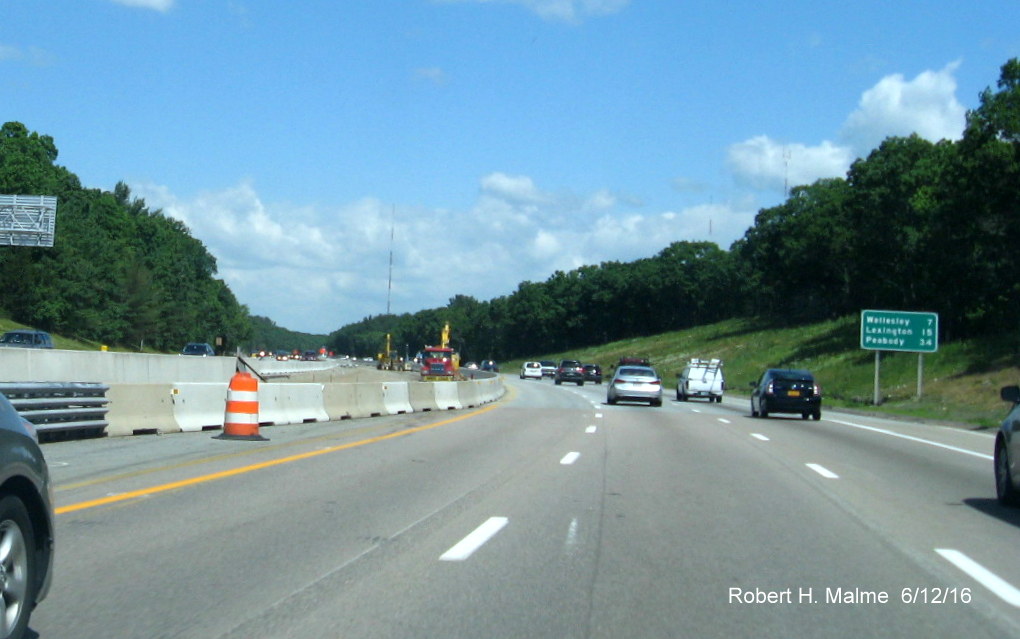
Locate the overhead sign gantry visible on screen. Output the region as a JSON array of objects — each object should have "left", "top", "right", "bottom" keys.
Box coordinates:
[{"left": 0, "top": 195, "right": 57, "bottom": 247}]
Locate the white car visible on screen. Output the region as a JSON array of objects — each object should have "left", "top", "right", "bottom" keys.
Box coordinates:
[{"left": 520, "top": 361, "right": 543, "bottom": 379}]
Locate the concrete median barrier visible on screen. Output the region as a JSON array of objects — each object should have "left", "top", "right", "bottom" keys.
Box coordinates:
[
  {"left": 457, "top": 380, "right": 481, "bottom": 408},
  {"left": 353, "top": 383, "right": 388, "bottom": 417},
  {"left": 323, "top": 383, "right": 357, "bottom": 420},
  {"left": 432, "top": 381, "right": 462, "bottom": 410},
  {"left": 106, "top": 384, "right": 180, "bottom": 437},
  {"left": 54, "top": 371, "right": 505, "bottom": 437},
  {"left": 475, "top": 376, "right": 505, "bottom": 404},
  {"left": 408, "top": 381, "right": 441, "bottom": 412},
  {"left": 171, "top": 383, "right": 228, "bottom": 432},
  {"left": 382, "top": 382, "right": 413, "bottom": 415},
  {"left": 259, "top": 383, "right": 329, "bottom": 425}
]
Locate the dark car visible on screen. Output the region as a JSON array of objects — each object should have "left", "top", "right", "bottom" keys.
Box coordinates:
[
  {"left": 480, "top": 360, "right": 499, "bottom": 372},
  {"left": 554, "top": 359, "right": 585, "bottom": 386},
  {"left": 583, "top": 363, "right": 603, "bottom": 384},
  {"left": 180, "top": 342, "right": 216, "bottom": 356},
  {"left": 0, "top": 392, "right": 54, "bottom": 638},
  {"left": 995, "top": 385, "right": 1020, "bottom": 505},
  {"left": 0, "top": 330, "right": 54, "bottom": 349},
  {"left": 750, "top": 368, "right": 821, "bottom": 420}
]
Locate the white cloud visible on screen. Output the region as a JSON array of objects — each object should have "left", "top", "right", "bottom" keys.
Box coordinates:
[
  {"left": 438, "top": 0, "right": 629, "bottom": 22},
  {"left": 725, "top": 62, "right": 968, "bottom": 194},
  {"left": 131, "top": 173, "right": 754, "bottom": 332},
  {"left": 840, "top": 61, "right": 967, "bottom": 154},
  {"left": 0, "top": 44, "right": 56, "bottom": 66},
  {"left": 727, "top": 136, "right": 854, "bottom": 192},
  {"left": 415, "top": 67, "right": 448, "bottom": 85},
  {"left": 109, "top": 0, "right": 175, "bottom": 10},
  {"left": 480, "top": 172, "right": 550, "bottom": 205}
]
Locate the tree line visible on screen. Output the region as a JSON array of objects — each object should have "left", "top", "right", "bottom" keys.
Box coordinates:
[
  {"left": 0, "top": 121, "right": 252, "bottom": 352},
  {"left": 331, "top": 59, "right": 1020, "bottom": 361},
  {"left": 4, "top": 59, "right": 1019, "bottom": 359}
]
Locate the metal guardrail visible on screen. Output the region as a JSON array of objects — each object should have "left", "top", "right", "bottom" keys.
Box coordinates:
[{"left": 0, "top": 382, "right": 110, "bottom": 440}]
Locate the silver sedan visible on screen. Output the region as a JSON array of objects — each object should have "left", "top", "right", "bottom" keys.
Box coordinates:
[{"left": 607, "top": 365, "right": 663, "bottom": 407}]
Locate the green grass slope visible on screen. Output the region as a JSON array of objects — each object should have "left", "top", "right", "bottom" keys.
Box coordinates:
[{"left": 523, "top": 315, "right": 1020, "bottom": 430}]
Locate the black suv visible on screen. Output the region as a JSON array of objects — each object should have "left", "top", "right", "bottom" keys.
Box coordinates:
[
  {"left": 554, "top": 360, "right": 585, "bottom": 386},
  {"left": 583, "top": 363, "right": 603, "bottom": 384},
  {"left": 0, "top": 330, "right": 54, "bottom": 349},
  {"left": 750, "top": 368, "right": 821, "bottom": 420}
]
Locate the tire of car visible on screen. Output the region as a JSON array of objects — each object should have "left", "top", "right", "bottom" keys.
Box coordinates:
[
  {"left": 751, "top": 400, "right": 759, "bottom": 417},
  {"left": 651, "top": 399, "right": 661, "bottom": 407},
  {"left": 995, "top": 441, "right": 1020, "bottom": 506},
  {"left": 760, "top": 401, "right": 769, "bottom": 418},
  {"left": 555, "top": 379, "right": 562, "bottom": 385},
  {"left": 576, "top": 381, "right": 583, "bottom": 386},
  {"left": 0, "top": 495, "right": 37, "bottom": 639},
  {"left": 607, "top": 396, "right": 616, "bottom": 405},
  {"left": 812, "top": 410, "right": 821, "bottom": 421}
]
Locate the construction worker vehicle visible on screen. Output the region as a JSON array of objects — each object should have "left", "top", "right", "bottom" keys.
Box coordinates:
[{"left": 420, "top": 323, "right": 460, "bottom": 381}]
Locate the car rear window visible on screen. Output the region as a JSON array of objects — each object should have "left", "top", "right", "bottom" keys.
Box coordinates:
[{"left": 619, "top": 367, "right": 656, "bottom": 377}]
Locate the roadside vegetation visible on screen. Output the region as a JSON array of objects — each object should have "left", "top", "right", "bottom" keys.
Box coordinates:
[
  {"left": 2, "top": 59, "right": 1020, "bottom": 396},
  {"left": 332, "top": 59, "right": 1020, "bottom": 379},
  {"left": 518, "top": 315, "right": 1020, "bottom": 430}
]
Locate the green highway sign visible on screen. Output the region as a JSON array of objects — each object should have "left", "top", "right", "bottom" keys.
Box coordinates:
[{"left": 860, "top": 310, "right": 938, "bottom": 353}]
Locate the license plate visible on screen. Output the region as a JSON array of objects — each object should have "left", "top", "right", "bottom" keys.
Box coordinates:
[{"left": 787, "top": 390, "right": 801, "bottom": 397}]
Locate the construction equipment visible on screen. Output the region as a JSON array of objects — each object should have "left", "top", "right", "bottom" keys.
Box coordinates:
[
  {"left": 376, "top": 333, "right": 401, "bottom": 371},
  {"left": 420, "top": 323, "right": 460, "bottom": 381}
]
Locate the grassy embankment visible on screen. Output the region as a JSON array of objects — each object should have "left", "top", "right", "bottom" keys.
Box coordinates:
[{"left": 515, "top": 315, "right": 1020, "bottom": 430}]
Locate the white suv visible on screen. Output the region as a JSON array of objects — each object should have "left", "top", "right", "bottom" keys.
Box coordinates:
[{"left": 520, "top": 361, "right": 543, "bottom": 379}]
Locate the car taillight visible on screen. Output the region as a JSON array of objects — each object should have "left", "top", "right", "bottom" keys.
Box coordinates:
[{"left": 650, "top": 380, "right": 661, "bottom": 386}]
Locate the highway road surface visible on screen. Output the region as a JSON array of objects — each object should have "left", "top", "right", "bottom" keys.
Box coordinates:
[{"left": 30, "top": 375, "right": 1020, "bottom": 638}]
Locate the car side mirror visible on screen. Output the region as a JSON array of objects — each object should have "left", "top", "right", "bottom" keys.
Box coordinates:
[
  {"left": 1001, "top": 385, "right": 1020, "bottom": 403},
  {"left": 748, "top": 381, "right": 757, "bottom": 388}
]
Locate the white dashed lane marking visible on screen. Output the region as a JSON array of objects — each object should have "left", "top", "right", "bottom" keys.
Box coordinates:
[
  {"left": 806, "top": 463, "right": 839, "bottom": 479},
  {"left": 440, "top": 517, "right": 509, "bottom": 561}
]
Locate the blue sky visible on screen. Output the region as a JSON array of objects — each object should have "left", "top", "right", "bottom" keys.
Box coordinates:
[{"left": 4, "top": 1, "right": 1019, "bottom": 334}]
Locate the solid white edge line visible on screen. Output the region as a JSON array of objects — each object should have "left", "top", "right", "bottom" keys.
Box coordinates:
[
  {"left": 806, "top": 463, "right": 839, "bottom": 479},
  {"left": 827, "top": 418, "right": 993, "bottom": 460},
  {"left": 936, "top": 548, "right": 1020, "bottom": 607},
  {"left": 561, "top": 451, "right": 581, "bottom": 465},
  {"left": 440, "top": 517, "right": 509, "bottom": 561},
  {"left": 751, "top": 433, "right": 770, "bottom": 441}
]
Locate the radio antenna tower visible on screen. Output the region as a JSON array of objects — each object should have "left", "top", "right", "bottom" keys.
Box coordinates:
[
  {"left": 386, "top": 206, "right": 394, "bottom": 315},
  {"left": 783, "top": 147, "right": 792, "bottom": 198}
]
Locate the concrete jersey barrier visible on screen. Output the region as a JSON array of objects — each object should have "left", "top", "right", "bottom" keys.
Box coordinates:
[{"left": 95, "top": 376, "right": 504, "bottom": 437}]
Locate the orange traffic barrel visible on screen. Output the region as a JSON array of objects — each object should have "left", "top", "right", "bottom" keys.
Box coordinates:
[{"left": 214, "top": 371, "right": 267, "bottom": 441}]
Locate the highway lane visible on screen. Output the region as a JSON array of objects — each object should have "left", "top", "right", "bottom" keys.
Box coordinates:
[{"left": 29, "top": 375, "right": 1020, "bottom": 637}]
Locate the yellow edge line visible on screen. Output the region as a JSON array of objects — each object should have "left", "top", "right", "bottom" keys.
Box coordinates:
[{"left": 56, "top": 401, "right": 501, "bottom": 515}]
